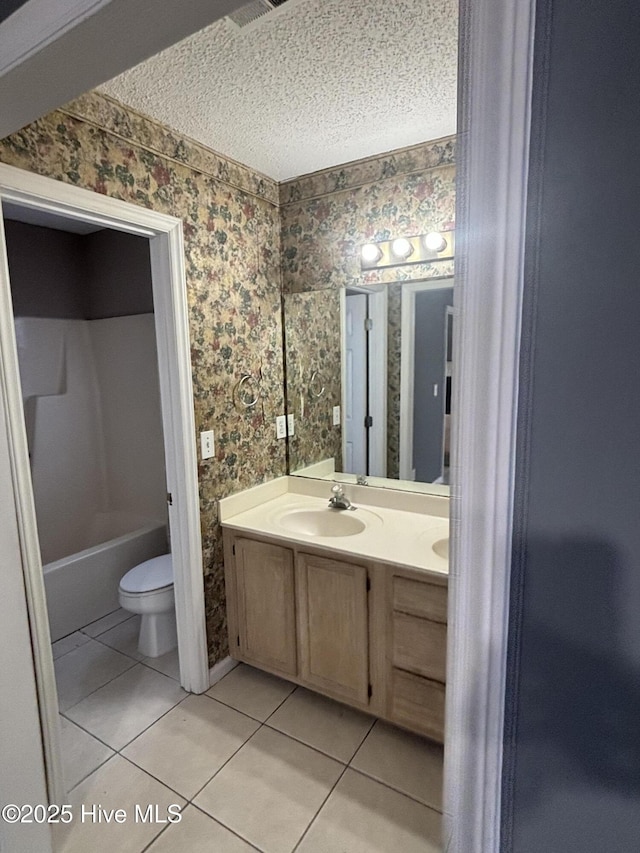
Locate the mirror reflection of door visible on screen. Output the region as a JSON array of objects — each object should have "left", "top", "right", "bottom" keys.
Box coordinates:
[
  {"left": 399, "top": 281, "right": 454, "bottom": 485},
  {"left": 412, "top": 287, "right": 453, "bottom": 483},
  {"left": 343, "top": 287, "right": 387, "bottom": 479},
  {"left": 344, "top": 292, "right": 368, "bottom": 474}
]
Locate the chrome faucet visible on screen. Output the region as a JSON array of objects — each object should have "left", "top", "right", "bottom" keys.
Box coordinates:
[{"left": 328, "top": 483, "right": 353, "bottom": 510}]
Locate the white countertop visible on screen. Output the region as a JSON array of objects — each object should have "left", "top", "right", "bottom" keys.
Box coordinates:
[{"left": 219, "top": 477, "right": 449, "bottom": 576}]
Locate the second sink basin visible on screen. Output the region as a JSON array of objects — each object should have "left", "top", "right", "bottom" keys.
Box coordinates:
[
  {"left": 432, "top": 537, "right": 449, "bottom": 559},
  {"left": 276, "top": 508, "right": 367, "bottom": 538}
]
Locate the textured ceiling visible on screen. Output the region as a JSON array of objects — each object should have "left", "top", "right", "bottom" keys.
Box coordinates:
[{"left": 101, "top": 0, "right": 458, "bottom": 182}]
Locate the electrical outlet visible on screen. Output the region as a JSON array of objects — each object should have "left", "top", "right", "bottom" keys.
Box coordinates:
[
  {"left": 276, "top": 415, "right": 287, "bottom": 439},
  {"left": 200, "top": 430, "right": 215, "bottom": 460},
  {"left": 287, "top": 413, "right": 295, "bottom": 436},
  {"left": 332, "top": 405, "right": 341, "bottom": 426}
]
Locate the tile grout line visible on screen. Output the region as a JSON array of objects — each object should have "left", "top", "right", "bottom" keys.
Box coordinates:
[
  {"left": 347, "top": 765, "right": 444, "bottom": 815},
  {"left": 186, "top": 720, "right": 267, "bottom": 805},
  {"left": 58, "top": 655, "right": 139, "bottom": 714},
  {"left": 65, "top": 752, "right": 115, "bottom": 794},
  {"left": 63, "top": 688, "right": 191, "bottom": 788},
  {"left": 345, "top": 763, "right": 444, "bottom": 814},
  {"left": 62, "top": 676, "right": 190, "bottom": 774},
  {"left": 52, "top": 616, "right": 136, "bottom": 663},
  {"left": 203, "top": 674, "right": 297, "bottom": 725},
  {"left": 60, "top": 641, "right": 182, "bottom": 716},
  {"left": 90, "top": 627, "right": 183, "bottom": 681},
  {"left": 291, "top": 763, "right": 350, "bottom": 853},
  {"left": 79, "top": 609, "right": 136, "bottom": 638},
  {"left": 260, "top": 720, "right": 363, "bottom": 766},
  {"left": 190, "top": 802, "right": 266, "bottom": 852}
]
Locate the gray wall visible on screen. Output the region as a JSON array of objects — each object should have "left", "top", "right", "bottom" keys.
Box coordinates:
[
  {"left": 504, "top": 0, "right": 640, "bottom": 851},
  {"left": 5, "top": 221, "right": 86, "bottom": 318},
  {"left": 5, "top": 221, "right": 153, "bottom": 319},
  {"left": 84, "top": 229, "right": 153, "bottom": 319}
]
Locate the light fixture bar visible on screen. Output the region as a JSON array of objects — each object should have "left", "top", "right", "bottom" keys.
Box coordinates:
[{"left": 360, "top": 230, "right": 455, "bottom": 270}]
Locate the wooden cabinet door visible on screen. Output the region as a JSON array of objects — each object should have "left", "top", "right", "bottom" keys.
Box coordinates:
[
  {"left": 234, "top": 537, "right": 297, "bottom": 677},
  {"left": 297, "top": 553, "right": 369, "bottom": 706}
]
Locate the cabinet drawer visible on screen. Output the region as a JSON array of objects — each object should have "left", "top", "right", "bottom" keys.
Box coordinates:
[
  {"left": 392, "top": 613, "right": 447, "bottom": 683},
  {"left": 392, "top": 576, "right": 447, "bottom": 622},
  {"left": 390, "top": 668, "right": 445, "bottom": 742}
]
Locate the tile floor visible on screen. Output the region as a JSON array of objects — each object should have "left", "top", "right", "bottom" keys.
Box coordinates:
[{"left": 53, "top": 609, "right": 444, "bottom": 853}]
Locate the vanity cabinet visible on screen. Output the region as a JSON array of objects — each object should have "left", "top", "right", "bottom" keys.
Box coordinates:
[{"left": 223, "top": 528, "right": 447, "bottom": 742}]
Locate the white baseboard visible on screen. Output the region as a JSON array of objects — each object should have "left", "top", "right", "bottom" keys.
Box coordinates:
[{"left": 209, "top": 655, "right": 239, "bottom": 686}]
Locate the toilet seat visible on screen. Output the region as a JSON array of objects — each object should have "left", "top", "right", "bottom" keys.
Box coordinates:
[{"left": 119, "top": 553, "right": 173, "bottom": 594}]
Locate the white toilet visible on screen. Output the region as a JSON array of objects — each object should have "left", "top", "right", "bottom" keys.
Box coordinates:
[{"left": 118, "top": 554, "right": 177, "bottom": 658}]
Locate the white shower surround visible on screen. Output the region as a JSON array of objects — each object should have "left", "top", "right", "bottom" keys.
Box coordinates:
[
  {"left": 15, "top": 313, "right": 168, "bottom": 635},
  {"left": 16, "top": 314, "right": 167, "bottom": 561}
]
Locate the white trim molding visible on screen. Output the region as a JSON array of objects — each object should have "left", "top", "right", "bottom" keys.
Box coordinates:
[
  {"left": 209, "top": 656, "right": 239, "bottom": 687},
  {"left": 443, "top": 0, "right": 536, "bottom": 851},
  {"left": 0, "top": 164, "right": 208, "bottom": 804}
]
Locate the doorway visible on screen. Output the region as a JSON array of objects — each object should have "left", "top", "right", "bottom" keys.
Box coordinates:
[
  {"left": 341, "top": 285, "right": 387, "bottom": 478},
  {"left": 399, "top": 280, "right": 454, "bottom": 483},
  {"left": 0, "top": 164, "right": 208, "bottom": 805}
]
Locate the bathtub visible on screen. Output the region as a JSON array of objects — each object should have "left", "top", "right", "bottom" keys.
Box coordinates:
[{"left": 43, "top": 512, "right": 168, "bottom": 642}]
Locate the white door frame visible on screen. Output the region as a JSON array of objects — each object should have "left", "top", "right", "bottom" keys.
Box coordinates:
[
  {"left": 444, "top": 0, "right": 536, "bottom": 849},
  {"left": 340, "top": 286, "right": 387, "bottom": 477},
  {"left": 398, "top": 278, "right": 454, "bottom": 482},
  {"left": 0, "top": 393, "right": 52, "bottom": 851},
  {"left": 0, "top": 164, "right": 209, "bottom": 805}
]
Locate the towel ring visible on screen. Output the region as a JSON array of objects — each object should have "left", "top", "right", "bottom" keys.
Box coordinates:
[
  {"left": 233, "top": 374, "right": 259, "bottom": 409},
  {"left": 309, "top": 370, "right": 325, "bottom": 398}
]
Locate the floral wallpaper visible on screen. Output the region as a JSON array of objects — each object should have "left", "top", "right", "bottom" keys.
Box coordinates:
[
  {"left": 280, "top": 135, "right": 456, "bottom": 295},
  {"left": 0, "top": 92, "right": 286, "bottom": 666},
  {"left": 280, "top": 136, "right": 456, "bottom": 476},
  {"left": 283, "top": 290, "right": 342, "bottom": 474}
]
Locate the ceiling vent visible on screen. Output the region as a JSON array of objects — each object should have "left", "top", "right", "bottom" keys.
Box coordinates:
[{"left": 227, "top": 0, "right": 290, "bottom": 30}]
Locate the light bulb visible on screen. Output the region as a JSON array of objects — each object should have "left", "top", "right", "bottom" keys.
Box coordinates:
[
  {"left": 391, "top": 237, "right": 413, "bottom": 259},
  {"left": 424, "top": 231, "right": 447, "bottom": 253},
  {"left": 361, "top": 243, "right": 382, "bottom": 264}
]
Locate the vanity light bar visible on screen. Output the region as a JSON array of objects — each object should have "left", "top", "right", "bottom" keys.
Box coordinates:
[{"left": 360, "top": 230, "right": 455, "bottom": 270}]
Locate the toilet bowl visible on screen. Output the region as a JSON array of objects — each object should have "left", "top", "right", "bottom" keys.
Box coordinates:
[{"left": 118, "top": 554, "right": 177, "bottom": 658}]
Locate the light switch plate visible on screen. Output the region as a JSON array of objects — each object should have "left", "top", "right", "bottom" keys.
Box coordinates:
[
  {"left": 287, "top": 413, "right": 295, "bottom": 436},
  {"left": 200, "top": 430, "right": 214, "bottom": 460},
  {"left": 332, "top": 405, "right": 341, "bottom": 426},
  {"left": 276, "top": 415, "right": 287, "bottom": 439}
]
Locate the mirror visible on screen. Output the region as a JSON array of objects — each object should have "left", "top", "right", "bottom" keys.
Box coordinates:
[
  {"left": 280, "top": 138, "right": 456, "bottom": 494},
  {"left": 283, "top": 279, "right": 453, "bottom": 494}
]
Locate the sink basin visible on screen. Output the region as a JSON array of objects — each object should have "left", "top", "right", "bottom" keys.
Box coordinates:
[
  {"left": 276, "top": 508, "right": 366, "bottom": 538},
  {"left": 432, "top": 537, "right": 449, "bottom": 559}
]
